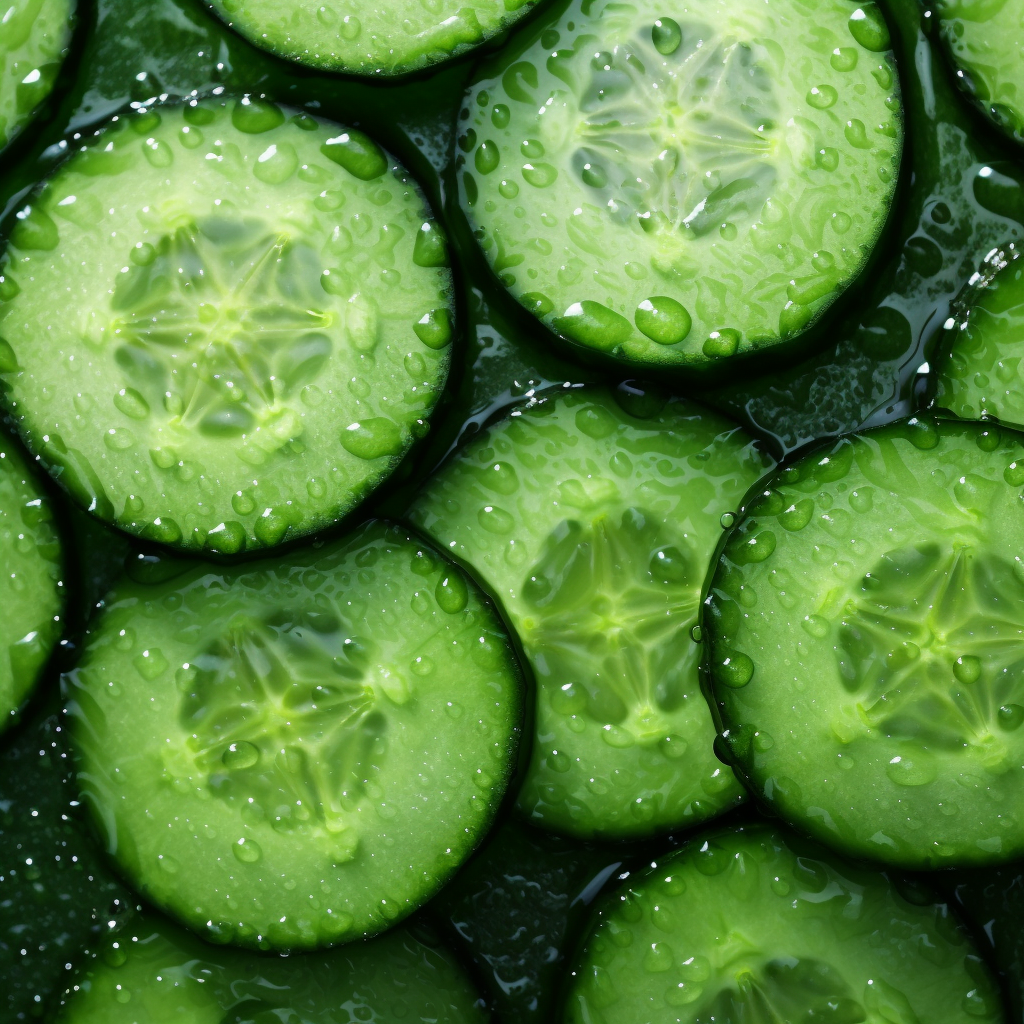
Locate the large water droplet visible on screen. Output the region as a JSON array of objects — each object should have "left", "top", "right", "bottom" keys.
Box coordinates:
[
  {"left": 554, "top": 300, "right": 632, "bottom": 351},
  {"left": 702, "top": 328, "right": 741, "bottom": 358},
  {"left": 953, "top": 655, "right": 981, "bottom": 685},
  {"left": 522, "top": 161, "right": 558, "bottom": 187},
  {"left": 223, "top": 741, "right": 260, "bottom": 769},
  {"left": 635, "top": 296, "right": 691, "bottom": 345},
  {"left": 341, "top": 418, "right": 403, "bottom": 459},
  {"left": 436, "top": 572, "right": 469, "bottom": 613},
  {"left": 233, "top": 837, "right": 263, "bottom": 864},
  {"left": 652, "top": 17, "right": 682, "bottom": 54},
  {"left": 232, "top": 97, "right": 285, "bottom": 134},
  {"left": 848, "top": 5, "right": 891, "bottom": 51},
  {"left": 715, "top": 650, "right": 754, "bottom": 688},
  {"left": 321, "top": 129, "right": 387, "bottom": 180},
  {"left": 886, "top": 752, "right": 937, "bottom": 787}
]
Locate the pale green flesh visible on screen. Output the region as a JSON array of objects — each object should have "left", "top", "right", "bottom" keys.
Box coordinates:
[
  {"left": 458, "top": 0, "right": 903, "bottom": 369},
  {"left": 938, "top": 0, "right": 1024, "bottom": 144},
  {"left": 408, "top": 387, "right": 772, "bottom": 839},
  {"left": 0, "top": 0, "right": 75, "bottom": 152},
  {"left": 0, "top": 98, "right": 453, "bottom": 554},
  {"left": 704, "top": 418, "right": 1024, "bottom": 867},
  {"left": 207, "top": 0, "right": 540, "bottom": 76},
  {"left": 0, "top": 435, "right": 63, "bottom": 731},
  {"left": 67, "top": 521, "right": 522, "bottom": 951},
  {"left": 54, "top": 913, "right": 487, "bottom": 1024},
  {"left": 565, "top": 825, "right": 1004, "bottom": 1024},
  {"left": 935, "top": 248, "right": 1024, "bottom": 426}
]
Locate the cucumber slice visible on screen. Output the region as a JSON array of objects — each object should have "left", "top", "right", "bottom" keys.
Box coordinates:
[
  {"left": 0, "top": 434, "right": 63, "bottom": 732},
  {"left": 0, "top": 0, "right": 75, "bottom": 154},
  {"left": 54, "top": 912, "right": 487, "bottom": 1024},
  {"left": 457, "top": 0, "right": 903, "bottom": 371},
  {"left": 408, "top": 385, "right": 773, "bottom": 839},
  {"left": 205, "top": 0, "right": 541, "bottom": 76},
  {"left": 564, "top": 823, "right": 1004, "bottom": 1024},
  {"left": 934, "top": 242, "right": 1024, "bottom": 426},
  {"left": 66, "top": 521, "right": 523, "bottom": 951},
  {"left": 937, "top": 0, "right": 1024, "bottom": 145},
  {"left": 704, "top": 417, "right": 1024, "bottom": 868},
  {"left": 0, "top": 97, "right": 453, "bottom": 554}
]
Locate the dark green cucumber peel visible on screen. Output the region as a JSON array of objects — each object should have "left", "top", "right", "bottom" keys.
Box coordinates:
[
  {"left": 702, "top": 417, "right": 1024, "bottom": 868},
  {"left": 0, "top": 95, "right": 454, "bottom": 555},
  {"left": 66, "top": 520, "right": 524, "bottom": 951}
]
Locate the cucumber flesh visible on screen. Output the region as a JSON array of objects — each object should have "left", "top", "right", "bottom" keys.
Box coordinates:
[
  {"left": 565, "top": 824, "right": 1004, "bottom": 1024},
  {"left": 409, "top": 386, "right": 773, "bottom": 839},
  {"left": 54, "top": 912, "right": 488, "bottom": 1024},
  {"left": 206, "top": 0, "right": 541, "bottom": 76},
  {"left": 0, "top": 97, "right": 453, "bottom": 554},
  {"left": 457, "top": 0, "right": 903, "bottom": 370},
  {"left": 705, "top": 418, "right": 1024, "bottom": 867},
  {"left": 0, "top": 0, "right": 75, "bottom": 153},
  {"left": 0, "top": 435, "right": 63, "bottom": 732},
  {"left": 67, "top": 521, "right": 523, "bottom": 951}
]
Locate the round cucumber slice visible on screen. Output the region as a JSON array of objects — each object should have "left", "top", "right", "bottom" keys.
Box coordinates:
[
  {"left": 0, "top": 434, "right": 63, "bottom": 732},
  {"left": 564, "top": 823, "right": 1005, "bottom": 1024},
  {"left": 205, "top": 0, "right": 542, "bottom": 76},
  {"left": 934, "top": 242, "right": 1024, "bottom": 426},
  {"left": 704, "top": 417, "right": 1024, "bottom": 868},
  {"left": 456, "top": 0, "right": 904, "bottom": 371},
  {"left": 0, "top": 97, "right": 453, "bottom": 555},
  {"left": 66, "top": 521, "right": 523, "bottom": 951},
  {"left": 54, "top": 912, "right": 487, "bottom": 1024},
  {"left": 408, "top": 385, "right": 773, "bottom": 839},
  {"left": 937, "top": 0, "right": 1024, "bottom": 146},
  {"left": 0, "top": 0, "right": 75, "bottom": 154}
]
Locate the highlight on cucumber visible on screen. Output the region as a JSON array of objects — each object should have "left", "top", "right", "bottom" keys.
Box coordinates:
[
  {"left": 409, "top": 383, "right": 773, "bottom": 839},
  {"left": 456, "top": 0, "right": 904, "bottom": 372},
  {"left": 205, "top": 0, "right": 543, "bottom": 77},
  {"left": 0, "top": 0, "right": 76, "bottom": 154},
  {"left": 0, "top": 95, "right": 454, "bottom": 555},
  {"left": 563, "top": 823, "right": 1005, "bottom": 1024},
  {"left": 702, "top": 416, "right": 1024, "bottom": 868},
  {"left": 66, "top": 521, "right": 524, "bottom": 951}
]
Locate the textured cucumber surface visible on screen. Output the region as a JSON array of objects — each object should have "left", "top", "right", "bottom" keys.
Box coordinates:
[
  {"left": 457, "top": 0, "right": 903, "bottom": 369},
  {"left": 705, "top": 417, "right": 1024, "bottom": 867},
  {"left": 206, "top": 0, "right": 541, "bottom": 76},
  {"left": 0, "top": 435, "right": 63, "bottom": 731},
  {"left": 937, "top": 0, "right": 1024, "bottom": 145},
  {"left": 67, "top": 521, "right": 523, "bottom": 951},
  {"left": 0, "top": 0, "right": 75, "bottom": 153},
  {"left": 0, "top": 97, "right": 453, "bottom": 554},
  {"left": 564, "top": 824, "right": 1003, "bottom": 1024},
  {"left": 935, "top": 245, "right": 1024, "bottom": 426},
  {"left": 54, "top": 913, "right": 487, "bottom": 1024},
  {"left": 410, "top": 386, "right": 773, "bottom": 838}
]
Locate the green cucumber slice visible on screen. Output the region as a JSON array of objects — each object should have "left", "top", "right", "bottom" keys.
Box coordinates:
[
  {"left": 934, "top": 242, "right": 1024, "bottom": 426},
  {"left": 0, "top": 0, "right": 75, "bottom": 154},
  {"left": 205, "top": 0, "right": 541, "bottom": 77},
  {"left": 937, "top": 0, "right": 1024, "bottom": 145},
  {"left": 704, "top": 417, "right": 1024, "bottom": 868},
  {"left": 456, "top": 0, "right": 903, "bottom": 371},
  {"left": 408, "top": 385, "right": 773, "bottom": 839},
  {"left": 0, "top": 97, "right": 453, "bottom": 554},
  {"left": 54, "top": 912, "right": 487, "bottom": 1024},
  {"left": 0, "top": 434, "right": 63, "bottom": 732},
  {"left": 564, "top": 823, "right": 1004, "bottom": 1024},
  {"left": 67, "top": 521, "right": 523, "bottom": 951}
]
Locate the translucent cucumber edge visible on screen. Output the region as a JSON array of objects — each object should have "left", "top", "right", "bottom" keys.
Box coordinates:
[{"left": 0, "top": 94, "right": 457, "bottom": 559}]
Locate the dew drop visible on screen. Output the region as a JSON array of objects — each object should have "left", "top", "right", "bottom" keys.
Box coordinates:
[
  {"left": 831, "top": 46, "right": 858, "bottom": 71},
  {"left": 635, "top": 296, "right": 691, "bottom": 345},
  {"left": 644, "top": 941, "right": 674, "bottom": 972},
  {"left": 998, "top": 704, "right": 1024, "bottom": 731},
  {"left": 690, "top": 624, "right": 703, "bottom": 643},
  {"left": 652, "top": 17, "right": 682, "bottom": 54},
  {"left": 414, "top": 308, "right": 453, "bottom": 349},
  {"left": 435, "top": 572, "right": 469, "bottom": 613},
  {"left": 832, "top": 211, "right": 852, "bottom": 233},
  {"left": 886, "top": 752, "right": 937, "bottom": 787},
  {"left": 953, "top": 655, "right": 982, "bottom": 685},
  {"left": 156, "top": 854, "right": 179, "bottom": 875},
  {"left": 223, "top": 741, "right": 260, "bottom": 769},
  {"left": 807, "top": 85, "right": 838, "bottom": 109},
  {"left": 848, "top": 5, "right": 891, "bottom": 51},
  {"left": 715, "top": 650, "right": 754, "bottom": 688},
  {"left": 720, "top": 512, "right": 735, "bottom": 529},
  {"left": 253, "top": 141, "right": 299, "bottom": 184},
  {"left": 233, "top": 837, "right": 263, "bottom": 864},
  {"left": 702, "top": 328, "right": 740, "bottom": 358},
  {"left": 475, "top": 139, "right": 500, "bottom": 174},
  {"left": 522, "top": 162, "right": 558, "bottom": 187},
  {"left": 906, "top": 417, "right": 939, "bottom": 449},
  {"left": 801, "top": 614, "right": 829, "bottom": 638},
  {"left": 133, "top": 648, "right": 168, "bottom": 680},
  {"left": 113, "top": 387, "right": 150, "bottom": 420},
  {"left": 477, "top": 504, "right": 515, "bottom": 534},
  {"left": 411, "top": 655, "right": 434, "bottom": 676},
  {"left": 844, "top": 118, "right": 871, "bottom": 148},
  {"left": 232, "top": 97, "right": 285, "bottom": 134},
  {"left": 341, "top": 418, "right": 403, "bottom": 460}
]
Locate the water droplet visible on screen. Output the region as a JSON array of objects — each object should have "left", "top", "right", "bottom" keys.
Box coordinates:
[
  {"left": 104, "top": 426, "right": 136, "bottom": 451},
  {"left": 341, "top": 418, "right": 403, "bottom": 460},
  {"left": 848, "top": 5, "right": 891, "bottom": 51},
  {"left": 436, "top": 572, "right": 469, "bottom": 613},
  {"left": 720, "top": 512, "right": 736, "bottom": 529},
  {"left": 832, "top": 211, "right": 853, "bottom": 233},
  {"left": 635, "top": 296, "right": 691, "bottom": 345},
  {"left": 652, "top": 17, "right": 682, "bottom": 54},
  {"left": 253, "top": 141, "right": 299, "bottom": 184},
  {"left": 780, "top": 498, "right": 814, "bottom": 531},
  {"left": 522, "top": 161, "right": 558, "bottom": 187},
  {"left": 702, "top": 328, "right": 741, "bottom": 358},
  {"left": 886, "top": 752, "right": 937, "bottom": 787},
  {"left": 340, "top": 14, "right": 361, "bottom": 38},
  {"left": 413, "top": 221, "right": 448, "bottom": 268},
  {"left": 808, "top": 84, "right": 838, "bottom": 109},
  {"left": 223, "top": 741, "right": 260, "bottom": 769},
  {"left": 103, "top": 942, "right": 129, "bottom": 967},
  {"left": 475, "top": 139, "right": 500, "bottom": 174},
  {"left": 411, "top": 656, "right": 434, "bottom": 676},
  {"left": 414, "top": 308, "right": 452, "bottom": 349},
  {"left": 321, "top": 129, "right": 387, "bottom": 180},
  {"left": 644, "top": 941, "right": 674, "bottom": 972},
  {"left": 445, "top": 701, "right": 464, "bottom": 719},
  {"left": 156, "top": 854, "right": 179, "bottom": 875},
  {"left": 850, "top": 488, "right": 874, "bottom": 512},
  {"left": 232, "top": 97, "right": 285, "bottom": 134},
  {"left": 142, "top": 137, "right": 173, "bottom": 168},
  {"left": 906, "top": 417, "right": 940, "bottom": 449},
  {"left": 133, "top": 648, "right": 168, "bottom": 680},
  {"left": 844, "top": 118, "right": 871, "bottom": 149},
  {"left": 690, "top": 624, "right": 703, "bottom": 643},
  {"left": 113, "top": 387, "right": 150, "bottom": 420},
  {"left": 770, "top": 875, "right": 791, "bottom": 896},
  {"left": 666, "top": 982, "right": 703, "bottom": 1007},
  {"left": 404, "top": 352, "right": 426, "bottom": 378},
  {"left": 233, "top": 837, "right": 263, "bottom": 864},
  {"left": 998, "top": 704, "right": 1024, "bottom": 731},
  {"left": 477, "top": 504, "right": 515, "bottom": 534},
  {"left": 831, "top": 46, "right": 858, "bottom": 71},
  {"left": 953, "top": 655, "right": 982, "bottom": 685},
  {"left": 801, "top": 614, "right": 829, "bottom": 638},
  {"left": 553, "top": 300, "right": 632, "bottom": 351},
  {"left": 548, "top": 749, "right": 571, "bottom": 773},
  {"left": 714, "top": 650, "right": 754, "bottom": 688}
]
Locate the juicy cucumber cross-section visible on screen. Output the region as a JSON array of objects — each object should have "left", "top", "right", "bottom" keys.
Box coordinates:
[
  {"left": 0, "top": 0, "right": 76, "bottom": 154},
  {"left": 0, "top": 97, "right": 454, "bottom": 555},
  {"left": 564, "top": 823, "right": 1005, "bottom": 1024},
  {"left": 205, "top": 0, "right": 542, "bottom": 76},
  {"left": 457, "top": 0, "right": 903, "bottom": 371},
  {"left": 408, "top": 385, "right": 773, "bottom": 839},
  {"left": 0, "top": 433, "right": 64, "bottom": 732},
  {"left": 704, "top": 417, "right": 1024, "bottom": 868},
  {"left": 66, "top": 521, "right": 523, "bottom": 952}
]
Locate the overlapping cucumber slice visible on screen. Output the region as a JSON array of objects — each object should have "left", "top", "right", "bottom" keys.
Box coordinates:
[
  {"left": 409, "top": 385, "right": 773, "bottom": 839},
  {"left": 0, "top": 97, "right": 453, "bottom": 554},
  {"left": 456, "top": 0, "right": 903, "bottom": 370},
  {"left": 205, "top": 0, "right": 541, "bottom": 76},
  {"left": 0, "top": 0, "right": 75, "bottom": 153},
  {"left": 0, "top": 434, "right": 63, "bottom": 732},
  {"left": 564, "top": 824, "right": 1004, "bottom": 1024},
  {"left": 66, "top": 521, "right": 523, "bottom": 951},
  {"left": 704, "top": 417, "right": 1024, "bottom": 867}
]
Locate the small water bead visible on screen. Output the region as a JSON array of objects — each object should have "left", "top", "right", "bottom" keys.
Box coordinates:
[
  {"left": 477, "top": 504, "right": 514, "bottom": 533},
  {"left": 906, "top": 417, "right": 940, "bottom": 449},
  {"left": 998, "top": 704, "right": 1024, "bottom": 730},
  {"left": 435, "top": 572, "right": 469, "bottom": 613},
  {"left": 720, "top": 512, "right": 736, "bottom": 529},
  {"left": 340, "top": 418, "right": 403, "bottom": 460},
  {"left": 253, "top": 142, "right": 299, "bottom": 185},
  {"left": 581, "top": 162, "right": 608, "bottom": 188},
  {"left": 414, "top": 308, "right": 452, "bottom": 349},
  {"left": 715, "top": 651, "right": 754, "bottom": 688},
  {"left": 848, "top": 5, "right": 891, "bottom": 50},
  {"left": 233, "top": 837, "right": 263, "bottom": 863},
  {"left": 232, "top": 97, "right": 285, "bottom": 134},
  {"left": 801, "top": 614, "right": 829, "bottom": 638},
  {"left": 831, "top": 46, "right": 858, "bottom": 71},
  {"left": 702, "top": 328, "right": 740, "bottom": 358},
  {"left": 634, "top": 296, "right": 691, "bottom": 345},
  {"left": 844, "top": 119, "right": 871, "bottom": 149},
  {"left": 652, "top": 17, "right": 682, "bottom": 54},
  {"left": 690, "top": 624, "right": 703, "bottom": 643},
  {"left": 522, "top": 162, "right": 558, "bottom": 187},
  {"left": 644, "top": 941, "right": 674, "bottom": 973},
  {"left": 133, "top": 648, "right": 168, "bottom": 680},
  {"left": 953, "top": 655, "right": 982, "bottom": 685},
  {"left": 780, "top": 498, "right": 813, "bottom": 531},
  {"left": 475, "top": 140, "right": 500, "bottom": 174},
  {"left": 832, "top": 211, "right": 852, "bottom": 233},
  {"left": 411, "top": 655, "right": 434, "bottom": 676},
  {"left": 223, "top": 741, "right": 260, "bottom": 769},
  {"left": 886, "top": 752, "right": 937, "bottom": 787},
  {"left": 808, "top": 85, "right": 838, "bottom": 109}
]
